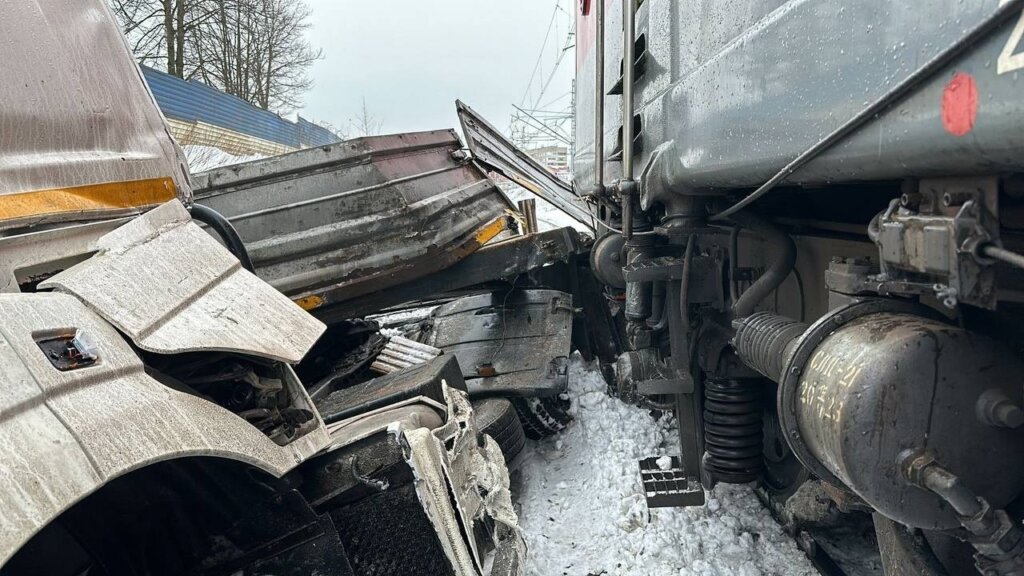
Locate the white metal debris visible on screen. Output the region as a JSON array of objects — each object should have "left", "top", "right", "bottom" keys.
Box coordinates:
[
  {"left": 0, "top": 292, "right": 331, "bottom": 566},
  {"left": 404, "top": 383, "right": 526, "bottom": 576},
  {"left": 40, "top": 200, "right": 326, "bottom": 363}
]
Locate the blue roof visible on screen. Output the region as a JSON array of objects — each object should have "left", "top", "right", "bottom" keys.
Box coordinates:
[{"left": 141, "top": 65, "right": 338, "bottom": 149}]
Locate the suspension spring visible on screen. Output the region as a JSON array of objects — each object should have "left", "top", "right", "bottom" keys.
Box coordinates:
[{"left": 703, "top": 378, "right": 765, "bottom": 484}]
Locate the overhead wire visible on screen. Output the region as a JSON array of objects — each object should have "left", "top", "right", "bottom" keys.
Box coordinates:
[
  {"left": 511, "top": 0, "right": 576, "bottom": 148},
  {"left": 517, "top": 2, "right": 560, "bottom": 109}
]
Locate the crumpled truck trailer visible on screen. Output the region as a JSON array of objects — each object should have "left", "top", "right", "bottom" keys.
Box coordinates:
[{"left": 0, "top": 1, "right": 525, "bottom": 574}]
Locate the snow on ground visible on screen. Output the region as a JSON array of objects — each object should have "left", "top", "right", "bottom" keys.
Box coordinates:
[{"left": 513, "top": 354, "right": 816, "bottom": 576}]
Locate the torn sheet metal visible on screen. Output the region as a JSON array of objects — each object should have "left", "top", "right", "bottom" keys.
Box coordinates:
[
  {"left": 0, "top": 0, "right": 191, "bottom": 232},
  {"left": 0, "top": 292, "right": 331, "bottom": 566},
  {"left": 40, "top": 201, "right": 325, "bottom": 363},
  {"left": 318, "top": 226, "right": 587, "bottom": 322},
  {"left": 423, "top": 290, "right": 574, "bottom": 397},
  {"left": 191, "top": 130, "right": 517, "bottom": 317},
  {"left": 404, "top": 384, "right": 526, "bottom": 576},
  {"left": 316, "top": 385, "right": 525, "bottom": 575},
  {"left": 456, "top": 100, "right": 593, "bottom": 229}
]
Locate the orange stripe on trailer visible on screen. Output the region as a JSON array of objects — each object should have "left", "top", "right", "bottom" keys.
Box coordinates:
[
  {"left": 472, "top": 215, "right": 509, "bottom": 245},
  {"left": 0, "top": 177, "right": 178, "bottom": 223},
  {"left": 294, "top": 295, "right": 324, "bottom": 311}
]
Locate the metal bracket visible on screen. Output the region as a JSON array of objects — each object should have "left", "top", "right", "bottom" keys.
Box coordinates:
[{"left": 868, "top": 177, "right": 1000, "bottom": 309}]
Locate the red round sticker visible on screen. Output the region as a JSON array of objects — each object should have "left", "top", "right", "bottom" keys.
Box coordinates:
[{"left": 941, "top": 72, "right": 979, "bottom": 137}]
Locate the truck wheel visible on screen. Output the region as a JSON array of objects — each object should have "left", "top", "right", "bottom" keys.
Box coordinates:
[
  {"left": 472, "top": 398, "right": 526, "bottom": 464},
  {"left": 512, "top": 395, "right": 572, "bottom": 439}
]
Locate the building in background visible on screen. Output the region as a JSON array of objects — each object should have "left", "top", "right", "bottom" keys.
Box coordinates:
[
  {"left": 141, "top": 65, "right": 339, "bottom": 158},
  {"left": 527, "top": 146, "right": 570, "bottom": 182}
]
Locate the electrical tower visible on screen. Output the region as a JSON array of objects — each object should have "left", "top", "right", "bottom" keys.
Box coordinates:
[{"left": 508, "top": 0, "right": 577, "bottom": 178}]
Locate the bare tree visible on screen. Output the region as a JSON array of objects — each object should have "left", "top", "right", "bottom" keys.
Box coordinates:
[
  {"left": 111, "top": 0, "right": 321, "bottom": 113},
  {"left": 348, "top": 97, "right": 383, "bottom": 137},
  {"left": 255, "top": 0, "right": 322, "bottom": 111},
  {"left": 185, "top": 0, "right": 322, "bottom": 112},
  {"left": 111, "top": 0, "right": 213, "bottom": 77}
]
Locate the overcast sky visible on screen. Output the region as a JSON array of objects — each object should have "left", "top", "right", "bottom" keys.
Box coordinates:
[{"left": 300, "top": 0, "right": 576, "bottom": 139}]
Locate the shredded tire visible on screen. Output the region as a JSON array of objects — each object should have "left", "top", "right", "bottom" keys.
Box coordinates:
[{"left": 512, "top": 395, "right": 573, "bottom": 440}]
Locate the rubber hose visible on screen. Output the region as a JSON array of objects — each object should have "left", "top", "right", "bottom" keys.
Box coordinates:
[
  {"left": 867, "top": 212, "right": 882, "bottom": 244},
  {"left": 190, "top": 203, "right": 255, "bottom": 273},
  {"left": 982, "top": 244, "right": 1024, "bottom": 270},
  {"left": 729, "top": 212, "right": 796, "bottom": 318}
]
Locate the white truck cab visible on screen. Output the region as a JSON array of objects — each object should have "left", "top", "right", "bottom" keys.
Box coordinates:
[{"left": 0, "top": 3, "right": 523, "bottom": 574}]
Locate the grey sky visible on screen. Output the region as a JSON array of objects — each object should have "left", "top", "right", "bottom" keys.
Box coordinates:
[{"left": 300, "top": 0, "right": 576, "bottom": 139}]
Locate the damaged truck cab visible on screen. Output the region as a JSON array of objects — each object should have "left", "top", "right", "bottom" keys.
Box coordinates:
[{"left": 0, "top": 2, "right": 522, "bottom": 575}]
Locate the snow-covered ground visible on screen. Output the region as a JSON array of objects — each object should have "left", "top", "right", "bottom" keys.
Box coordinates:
[{"left": 514, "top": 354, "right": 816, "bottom": 576}]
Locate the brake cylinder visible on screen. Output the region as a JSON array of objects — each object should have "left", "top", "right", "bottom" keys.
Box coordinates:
[{"left": 733, "top": 300, "right": 1024, "bottom": 529}]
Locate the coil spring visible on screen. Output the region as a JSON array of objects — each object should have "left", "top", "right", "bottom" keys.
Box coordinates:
[{"left": 703, "top": 378, "right": 765, "bottom": 484}]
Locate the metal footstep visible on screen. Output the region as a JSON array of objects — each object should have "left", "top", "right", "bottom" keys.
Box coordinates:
[{"left": 639, "top": 457, "right": 706, "bottom": 508}]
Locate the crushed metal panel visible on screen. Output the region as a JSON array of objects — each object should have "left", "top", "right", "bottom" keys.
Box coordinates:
[
  {"left": 319, "top": 388, "right": 525, "bottom": 575},
  {"left": 0, "top": 0, "right": 191, "bottom": 231},
  {"left": 316, "top": 226, "right": 586, "bottom": 322},
  {"left": 456, "top": 100, "right": 593, "bottom": 229},
  {"left": 191, "top": 130, "right": 517, "bottom": 311},
  {"left": 424, "top": 290, "right": 574, "bottom": 397},
  {"left": 39, "top": 201, "right": 325, "bottom": 363},
  {"left": 0, "top": 292, "right": 331, "bottom": 566},
  {"left": 403, "top": 384, "right": 526, "bottom": 575}
]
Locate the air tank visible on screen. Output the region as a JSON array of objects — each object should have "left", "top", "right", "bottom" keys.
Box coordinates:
[{"left": 733, "top": 300, "right": 1024, "bottom": 529}]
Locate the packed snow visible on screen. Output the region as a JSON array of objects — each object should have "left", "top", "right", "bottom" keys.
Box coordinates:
[{"left": 513, "top": 354, "right": 816, "bottom": 576}]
